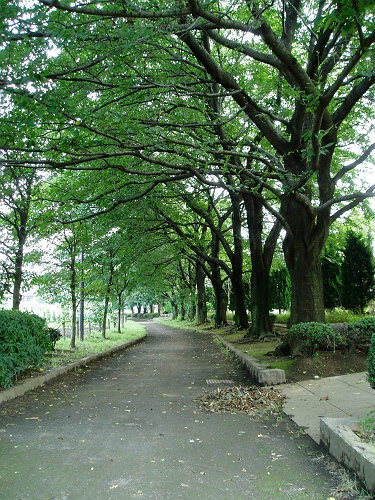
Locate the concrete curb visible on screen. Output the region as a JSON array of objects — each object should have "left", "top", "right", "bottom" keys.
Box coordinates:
[
  {"left": 320, "top": 417, "right": 375, "bottom": 496},
  {"left": 0, "top": 334, "right": 147, "bottom": 404},
  {"left": 214, "top": 334, "right": 286, "bottom": 386}
]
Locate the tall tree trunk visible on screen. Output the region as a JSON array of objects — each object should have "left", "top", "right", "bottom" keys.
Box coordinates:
[
  {"left": 282, "top": 197, "right": 328, "bottom": 326},
  {"left": 195, "top": 261, "right": 207, "bottom": 324},
  {"left": 70, "top": 258, "right": 77, "bottom": 349},
  {"left": 229, "top": 191, "right": 249, "bottom": 330},
  {"left": 242, "top": 193, "right": 282, "bottom": 339},
  {"left": 12, "top": 243, "right": 24, "bottom": 311},
  {"left": 171, "top": 300, "right": 178, "bottom": 319},
  {"left": 210, "top": 233, "right": 227, "bottom": 326},
  {"left": 117, "top": 292, "right": 122, "bottom": 334},
  {"left": 78, "top": 250, "right": 84, "bottom": 341},
  {"left": 102, "top": 295, "right": 109, "bottom": 339},
  {"left": 284, "top": 232, "right": 325, "bottom": 325},
  {"left": 230, "top": 270, "right": 248, "bottom": 329},
  {"left": 180, "top": 301, "right": 186, "bottom": 321},
  {"left": 12, "top": 211, "right": 28, "bottom": 311},
  {"left": 102, "top": 270, "right": 114, "bottom": 338}
]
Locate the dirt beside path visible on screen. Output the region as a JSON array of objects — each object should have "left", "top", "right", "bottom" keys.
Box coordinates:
[
  {"left": 214, "top": 324, "right": 368, "bottom": 383},
  {"left": 0, "top": 322, "right": 367, "bottom": 499}
]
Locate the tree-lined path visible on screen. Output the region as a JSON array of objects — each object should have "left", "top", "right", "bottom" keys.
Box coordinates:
[{"left": 1, "top": 323, "right": 348, "bottom": 498}]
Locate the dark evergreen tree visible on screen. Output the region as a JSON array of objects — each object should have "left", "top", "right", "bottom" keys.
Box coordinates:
[
  {"left": 269, "top": 267, "right": 291, "bottom": 314},
  {"left": 321, "top": 251, "right": 342, "bottom": 309},
  {"left": 342, "top": 232, "right": 375, "bottom": 313}
]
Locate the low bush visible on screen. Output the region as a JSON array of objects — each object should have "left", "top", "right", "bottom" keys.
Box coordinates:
[
  {"left": 46, "top": 327, "right": 62, "bottom": 349},
  {"left": 367, "top": 333, "right": 375, "bottom": 389},
  {"left": 349, "top": 316, "right": 375, "bottom": 339},
  {"left": 287, "top": 322, "right": 342, "bottom": 357},
  {"left": 0, "top": 310, "right": 55, "bottom": 389}
]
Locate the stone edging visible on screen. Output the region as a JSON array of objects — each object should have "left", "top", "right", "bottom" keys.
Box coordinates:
[
  {"left": 320, "top": 417, "right": 375, "bottom": 496},
  {"left": 0, "top": 334, "right": 147, "bottom": 404},
  {"left": 214, "top": 334, "right": 286, "bottom": 386}
]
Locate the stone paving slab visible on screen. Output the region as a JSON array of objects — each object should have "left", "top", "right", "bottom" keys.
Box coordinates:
[{"left": 280, "top": 373, "right": 375, "bottom": 444}]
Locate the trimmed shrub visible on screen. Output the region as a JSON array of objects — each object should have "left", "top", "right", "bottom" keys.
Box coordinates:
[
  {"left": 287, "top": 322, "right": 342, "bottom": 357},
  {"left": 349, "top": 316, "right": 375, "bottom": 339},
  {"left": 0, "top": 310, "right": 54, "bottom": 389},
  {"left": 368, "top": 333, "right": 375, "bottom": 389}
]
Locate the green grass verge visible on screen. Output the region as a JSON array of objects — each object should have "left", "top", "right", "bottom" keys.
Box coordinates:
[
  {"left": 156, "top": 317, "right": 204, "bottom": 330},
  {"left": 44, "top": 320, "right": 146, "bottom": 369}
]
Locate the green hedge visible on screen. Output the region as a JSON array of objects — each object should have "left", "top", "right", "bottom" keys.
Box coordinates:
[
  {"left": 0, "top": 310, "right": 57, "bottom": 389},
  {"left": 287, "top": 322, "right": 342, "bottom": 357},
  {"left": 368, "top": 333, "right": 375, "bottom": 389},
  {"left": 349, "top": 316, "right": 375, "bottom": 340}
]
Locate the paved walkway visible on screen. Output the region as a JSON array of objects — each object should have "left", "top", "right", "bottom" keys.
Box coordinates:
[
  {"left": 280, "top": 372, "right": 375, "bottom": 443},
  {"left": 0, "top": 322, "right": 371, "bottom": 499}
]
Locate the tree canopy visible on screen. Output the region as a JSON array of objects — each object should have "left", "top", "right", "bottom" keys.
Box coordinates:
[{"left": 1, "top": 0, "right": 375, "bottom": 331}]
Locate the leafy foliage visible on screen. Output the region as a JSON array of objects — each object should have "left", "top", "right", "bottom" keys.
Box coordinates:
[
  {"left": 342, "top": 231, "right": 375, "bottom": 313},
  {"left": 0, "top": 310, "right": 54, "bottom": 388},
  {"left": 0, "top": 0, "right": 375, "bottom": 330},
  {"left": 287, "top": 322, "right": 341, "bottom": 357},
  {"left": 368, "top": 333, "right": 375, "bottom": 389},
  {"left": 269, "top": 266, "right": 291, "bottom": 313},
  {"left": 321, "top": 251, "right": 343, "bottom": 309},
  {"left": 349, "top": 316, "right": 375, "bottom": 341}
]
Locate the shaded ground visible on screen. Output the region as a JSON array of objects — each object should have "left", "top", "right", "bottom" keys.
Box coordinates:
[
  {"left": 285, "top": 349, "right": 368, "bottom": 382},
  {"left": 0, "top": 322, "right": 367, "bottom": 499},
  {"left": 215, "top": 324, "right": 368, "bottom": 383}
]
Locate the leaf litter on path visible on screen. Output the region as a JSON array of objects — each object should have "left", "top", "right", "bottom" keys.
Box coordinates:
[{"left": 196, "top": 385, "right": 286, "bottom": 416}]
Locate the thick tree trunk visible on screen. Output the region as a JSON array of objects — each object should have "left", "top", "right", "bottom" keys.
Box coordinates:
[
  {"left": 230, "top": 270, "right": 249, "bottom": 329},
  {"left": 282, "top": 194, "right": 329, "bottom": 326},
  {"left": 210, "top": 265, "right": 228, "bottom": 326},
  {"left": 209, "top": 231, "right": 227, "bottom": 326},
  {"left": 171, "top": 300, "right": 178, "bottom": 320},
  {"left": 212, "top": 278, "right": 228, "bottom": 327},
  {"left": 242, "top": 193, "right": 281, "bottom": 339},
  {"left": 195, "top": 262, "right": 207, "bottom": 324},
  {"left": 284, "top": 233, "right": 325, "bottom": 325},
  {"left": 248, "top": 265, "right": 272, "bottom": 338}
]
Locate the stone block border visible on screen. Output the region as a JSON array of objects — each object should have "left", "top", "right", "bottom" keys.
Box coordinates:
[
  {"left": 320, "top": 417, "right": 375, "bottom": 496},
  {"left": 0, "top": 334, "right": 147, "bottom": 404},
  {"left": 214, "top": 334, "right": 286, "bottom": 386}
]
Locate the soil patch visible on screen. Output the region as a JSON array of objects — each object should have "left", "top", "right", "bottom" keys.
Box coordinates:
[{"left": 215, "top": 326, "right": 368, "bottom": 383}]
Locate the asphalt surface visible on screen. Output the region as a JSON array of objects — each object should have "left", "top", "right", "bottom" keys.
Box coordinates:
[{"left": 0, "top": 322, "right": 349, "bottom": 499}]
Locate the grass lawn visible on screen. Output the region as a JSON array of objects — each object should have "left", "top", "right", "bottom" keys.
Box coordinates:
[{"left": 46, "top": 320, "right": 147, "bottom": 368}]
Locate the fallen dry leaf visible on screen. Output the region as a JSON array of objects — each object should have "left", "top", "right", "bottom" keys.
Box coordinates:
[{"left": 196, "top": 386, "right": 286, "bottom": 415}]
